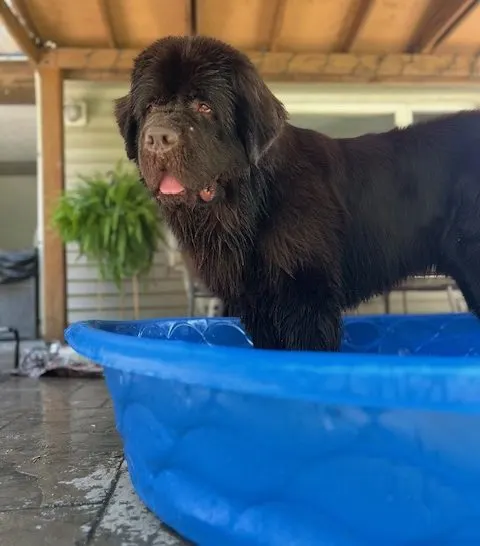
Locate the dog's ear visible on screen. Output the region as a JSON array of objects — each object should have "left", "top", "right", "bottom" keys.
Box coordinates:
[
  {"left": 234, "top": 65, "right": 287, "bottom": 164},
  {"left": 114, "top": 94, "right": 138, "bottom": 161}
]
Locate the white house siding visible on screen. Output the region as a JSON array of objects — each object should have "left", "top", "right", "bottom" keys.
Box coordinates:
[
  {"left": 64, "top": 81, "right": 187, "bottom": 324},
  {"left": 354, "top": 290, "right": 466, "bottom": 316}
]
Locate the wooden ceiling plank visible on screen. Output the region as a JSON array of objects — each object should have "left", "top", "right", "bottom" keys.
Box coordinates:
[
  {"left": 197, "top": 0, "right": 276, "bottom": 50},
  {"left": 96, "top": 0, "right": 117, "bottom": 47},
  {"left": 269, "top": 0, "right": 288, "bottom": 51},
  {"left": 337, "top": 0, "right": 375, "bottom": 52},
  {"left": 106, "top": 0, "right": 189, "bottom": 49},
  {"left": 22, "top": 0, "right": 113, "bottom": 49},
  {"left": 0, "top": 0, "right": 41, "bottom": 62},
  {"left": 350, "top": 0, "right": 431, "bottom": 54},
  {"left": 408, "top": 0, "right": 479, "bottom": 53},
  {"left": 278, "top": 0, "right": 355, "bottom": 53},
  {"left": 41, "top": 47, "right": 480, "bottom": 83}
]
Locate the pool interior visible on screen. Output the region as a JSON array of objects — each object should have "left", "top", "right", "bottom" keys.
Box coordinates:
[{"left": 90, "top": 314, "right": 480, "bottom": 358}]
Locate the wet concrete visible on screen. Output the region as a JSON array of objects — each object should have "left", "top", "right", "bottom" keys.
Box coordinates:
[{"left": 0, "top": 371, "right": 189, "bottom": 546}]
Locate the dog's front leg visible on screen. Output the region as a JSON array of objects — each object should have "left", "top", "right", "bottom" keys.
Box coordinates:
[
  {"left": 275, "top": 303, "right": 342, "bottom": 352},
  {"left": 228, "top": 300, "right": 283, "bottom": 350},
  {"left": 242, "top": 298, "right": 343, "bottom": 352}
]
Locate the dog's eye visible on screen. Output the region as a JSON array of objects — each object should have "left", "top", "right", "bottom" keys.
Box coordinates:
[{"left": 196, "top": 103, "right": 212, "bottom": 115}]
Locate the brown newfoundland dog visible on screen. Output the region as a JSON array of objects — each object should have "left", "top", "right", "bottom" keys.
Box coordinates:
[{"left": 115, "top": 35, "right": 480, "bottom": 352}]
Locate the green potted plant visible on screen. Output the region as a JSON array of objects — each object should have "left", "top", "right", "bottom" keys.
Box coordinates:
[{"left": 52, "top": 160, "right": 163, "bottom": 319}]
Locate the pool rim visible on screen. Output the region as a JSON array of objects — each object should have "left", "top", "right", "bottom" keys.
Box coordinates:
[{"left": 65, "top": 314, "right": 480, "bottom": 412}]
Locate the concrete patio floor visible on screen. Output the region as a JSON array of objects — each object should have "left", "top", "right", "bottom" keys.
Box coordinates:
[{"left": 0, "top": 343, "right": 190, "bottom": 546}]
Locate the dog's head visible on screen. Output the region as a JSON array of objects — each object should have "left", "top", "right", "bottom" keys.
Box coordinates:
[{"left": 114, "top": 35, "right": 287, "bottom": 206}]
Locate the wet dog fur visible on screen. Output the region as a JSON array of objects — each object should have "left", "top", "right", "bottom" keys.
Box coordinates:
[{"left": 115, "top": 35, "right": 480, "bottom": 351}]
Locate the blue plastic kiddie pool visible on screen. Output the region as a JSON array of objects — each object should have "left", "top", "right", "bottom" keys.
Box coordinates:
[{"left": 65, "top": 313, "right": 480, "bottom": 546}]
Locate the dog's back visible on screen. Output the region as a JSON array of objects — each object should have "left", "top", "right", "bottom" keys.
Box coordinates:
[{"left": 334, "top": 110, "right": 480, "bottom": 307}]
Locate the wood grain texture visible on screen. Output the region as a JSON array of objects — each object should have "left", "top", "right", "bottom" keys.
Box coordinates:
[{"left": 38, "top": 67, "right": 66, "bottom": 341}]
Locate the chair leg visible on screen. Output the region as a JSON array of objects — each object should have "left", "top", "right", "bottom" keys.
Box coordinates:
[
  {"left": 383, "top": 292, "right": 391, "bottom": 314},
  {"left": 10, "top": 328, "right": 20, "bottom": 369},
  {"left": 187, "top": 288, "right": 195, "bottom": 316},
  {"left": 0, "top": 327, "right": 20, "bottom": 369}
]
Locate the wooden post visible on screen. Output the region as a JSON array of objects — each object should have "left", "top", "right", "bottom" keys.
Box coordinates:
[{"left": 36, "top": 67, "right": 66, "bottom": 341}]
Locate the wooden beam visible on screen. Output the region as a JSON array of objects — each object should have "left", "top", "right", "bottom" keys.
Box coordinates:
[
  {"left": 0, "top": 60, "right": 34, "bottom": 102},
  {"left": 0, "top": 60, "right": 33, "bottom": 83},
  {"left": 251, "top": 52, "right": 480, "bottom": 83},
  {"left": 41, "top": 48, "right": 138, "bottom": 71},
  {"left": 36, "top": 67, "right": 66, "bottom": 341},
  {"left": 10, "top": 0, "right": 40, "bottom": 40},
  {"left": 64, "top": 69, "right": 131, "bottom": 82},
  {"left": 96, "top": 0, "right": 116, "bottom": 48},
  {"left": 336, "top": 0, "right": 375, "bottom": 52},
  {"left": 0, "top": 85, "right": 35, "bottom": 104},
  {"left": 186, "top": 0, "right": 197, "bottom": 35},
  {"left": 41, "top": 47, "right": 480, "bottom": 84},
  {"left": 408, "top": 0, "right": 479, "bottom": 53},
  {"left": 0, "top": 0, "right": 41, "bottom": 63},
  {"left": 269, "top": 0, "right": 288, "bottom": 51}
]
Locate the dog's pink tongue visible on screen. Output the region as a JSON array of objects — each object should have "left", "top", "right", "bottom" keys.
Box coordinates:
[{"left": 159, "top": 175, "right": 184, "bottom": 195}]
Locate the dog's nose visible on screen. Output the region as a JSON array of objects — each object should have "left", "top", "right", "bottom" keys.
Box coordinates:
[{"left": 144, "top": 126, "right": 179, "bottom": 153}]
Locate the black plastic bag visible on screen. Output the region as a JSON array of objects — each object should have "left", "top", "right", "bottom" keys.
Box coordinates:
[{"left": 0, "top": 249, "right": 38, "bottom": 284}]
